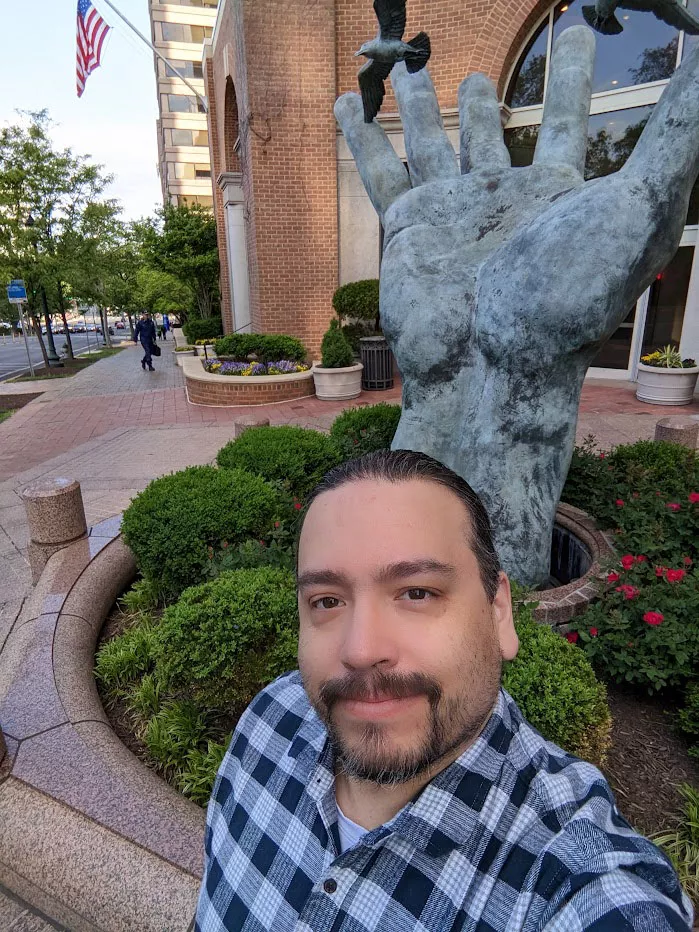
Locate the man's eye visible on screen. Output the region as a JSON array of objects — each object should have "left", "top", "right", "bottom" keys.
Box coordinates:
[
  {"left": 311, "top": 596, "right": 342, "bottom": 610},
  {"left": 400, "top": 588, "right": 434, "bottom": 601}
]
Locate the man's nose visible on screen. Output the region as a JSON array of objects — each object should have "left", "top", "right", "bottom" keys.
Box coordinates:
[{"left": 340, "top": 596, "right": 398, "bottom": 671}]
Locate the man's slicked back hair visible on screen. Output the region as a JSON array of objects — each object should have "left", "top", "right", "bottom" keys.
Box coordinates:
[{"left": 298, "top": 449, "right": 501, "bottom": 602}]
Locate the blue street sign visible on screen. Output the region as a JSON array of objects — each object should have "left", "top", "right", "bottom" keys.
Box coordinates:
[{"left": 6, "top": 280, "right": 27, "bottom": 303}]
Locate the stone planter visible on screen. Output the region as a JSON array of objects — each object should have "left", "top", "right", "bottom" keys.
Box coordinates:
[
  {"left": 183, "top": 355, "right": 315, "bottom": 406},
  {"left": 174, "top": 350, "right": 195, "bottom": 368},
  {"left": 312, "top": 363, "right": 363, "bottom": 401},
  {"left": 635, "top": 362, "right": 699, "bottom": 405},
  {"left": 195, "top": 345, "right": 216, "bottom": 358}
]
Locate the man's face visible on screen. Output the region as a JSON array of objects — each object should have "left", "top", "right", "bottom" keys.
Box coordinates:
[{"left": 297, "top": 479, "right": 518, "bottom": 786}]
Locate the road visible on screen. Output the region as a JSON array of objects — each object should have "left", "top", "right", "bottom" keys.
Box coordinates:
[{"left": 0, "top": 332, "right": 130, "bottom": 381}]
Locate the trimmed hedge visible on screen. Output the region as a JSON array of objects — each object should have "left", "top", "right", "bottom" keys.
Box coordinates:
[
  {"left": 213, "top": 333, "right": 307, "bottom": 363},
  {"left": 331, "top": 403, "right": 401, "bottom": 458},
  {"left": 333, "top": 279, "right": 380, "bottom": 324},
  {"left": 321, "top": 319, "right": 354, "bottom": 368},
  {"left": 504, "top": 600, "right": 611, "bottom": 767},
  {"left": 152, "top": 567, "right": 299, "bottom": 708},
  {"left": 217, "top": 425, "right": 342, "bottom": 498},
  {"left": 121, "top": 466, "right": 281, "bottom": 598},
  {"left": 182, "top": 317, "right": 222, "bottom": 344}
]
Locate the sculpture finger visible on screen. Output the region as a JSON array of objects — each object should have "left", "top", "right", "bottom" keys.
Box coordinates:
[
  {"left": 458, "top": 73, "right": 510, "bottom": 174},
  {"left": 390, "top": 63, "right": 458, "bottom": 186},
  {"left": 534, "top": 25, "right": 595, "bottom": 174},
  {"left": 334, "top": 92, "right": 411, "bottom": 219}
]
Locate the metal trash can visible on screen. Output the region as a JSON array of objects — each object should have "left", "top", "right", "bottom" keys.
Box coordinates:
[{"left": 360, "top": 336, "right": 394, "bottom": 391}]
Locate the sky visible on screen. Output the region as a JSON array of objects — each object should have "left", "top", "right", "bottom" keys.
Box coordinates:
[{"left": 2, "top": 0, "right": 163, "bottom": 221}]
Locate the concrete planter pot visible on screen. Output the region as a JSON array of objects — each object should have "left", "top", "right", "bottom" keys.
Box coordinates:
[
  {"left": 312, "top": 363, "right": 363, "bottom": 401},
  {"left": 195, "top": 344, "right": 216, "bottom": 358},
  {"left": 635, "top": 362, "right": 699, "bottom": 406}
]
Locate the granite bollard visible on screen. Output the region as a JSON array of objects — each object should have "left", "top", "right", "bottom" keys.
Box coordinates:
[
  {"left": 20, "top": 478, "right": 88, "bottom": 584},
  {"left": 654, "top": 416, "right": 699, "bottom": 449}
]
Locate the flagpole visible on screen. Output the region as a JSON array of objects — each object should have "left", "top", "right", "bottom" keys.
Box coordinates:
[{"left": 97, "top": 0, "right": 208, "bottom": 112}]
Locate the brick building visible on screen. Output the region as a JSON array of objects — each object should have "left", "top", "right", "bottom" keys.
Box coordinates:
[{"left": 203, "top": 0, "right": 699, "bottom": 372}]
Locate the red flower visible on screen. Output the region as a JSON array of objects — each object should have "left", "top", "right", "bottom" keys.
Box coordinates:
[
  {"left": 565, "top": 632, "right": 579, "bottom": 644},
  {"left": 607, "top": 572, "right": 620, "bottom": 584},
  {"left": 599, "top": 453, "right": 606, "bottom": 459},
  {"left": 636, "top": 555, "right": 648, "bottom": 563},
  {"left": 683, "top": 556, "right": 693, "bottom": 566},
  {"left": 655, "top": 491, "right": 662, "bottom": 497},
  {"left": 643, "top": 611, "right": 664, "bottom": 626},
  {"left": 655, "top": 565, "right": 665, "bottom": 577},
  {"left": 615, "top": 584, "right": 639, "bottom": 600},
  {"left": 666, "top": 502, "right": 681, "bottom": 512},
  {"left": 666, "top": 569, "right": 685, "bottom": 583},
  {"left": 615, "top": 499, "right": 625, "bottom": 508},
  {"left": 689, "top": 492, "right": 699, "bottom": 504},
  {"left": 620, "top": 554, "right": 635, "bottom": 570},
  {"left": 294, "top": 502, "right": 302, "bottom": 511},
  {"left": 222, "top": 540, "right": 229, "bottom": 549},
  {"left": 274, "top": 521, "right": 281, "bottom": 528},
  {"left": 589, "top": 627, "right": 598, "bottom": 637}
]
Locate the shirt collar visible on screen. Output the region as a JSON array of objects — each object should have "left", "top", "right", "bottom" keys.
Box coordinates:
[{"left": 289, "top": 688, "right": 518, "bottom": 857}]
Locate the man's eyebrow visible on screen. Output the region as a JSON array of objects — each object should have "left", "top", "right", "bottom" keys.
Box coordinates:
[
  {"left": 296, "top": 569, "right": 352, "bottom": 591},
  {"left": 373, "top": 559, "right": 457, "bottom": 584}
]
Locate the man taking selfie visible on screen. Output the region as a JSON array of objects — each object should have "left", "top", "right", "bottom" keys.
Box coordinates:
[{"left": 196, "top": 451, "right": 692, "bottom": 931}]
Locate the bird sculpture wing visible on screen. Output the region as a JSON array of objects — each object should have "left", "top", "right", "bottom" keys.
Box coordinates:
[
  {"left": 358, "top": 59, "right": 394, "bottom": 123},
  {"left": 373, "top": 0, "right": 406, "bottom": 40},
  {"left": 619, "top": 0, "right": 699, "bottom": 33}
]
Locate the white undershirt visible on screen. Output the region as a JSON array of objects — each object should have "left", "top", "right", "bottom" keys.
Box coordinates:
[{"left": 336, "top": 800, "right": 370, "bottom": 853}]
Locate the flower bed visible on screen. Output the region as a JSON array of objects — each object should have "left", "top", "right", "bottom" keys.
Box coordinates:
[
  {"left": 204, "top": 359, "right": 310, "bottom": 376},
  {"left": 182, "top": 355, "right": 315, "bottom": 406}
]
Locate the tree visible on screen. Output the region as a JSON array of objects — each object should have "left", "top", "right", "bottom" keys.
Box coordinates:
[
  {"left": 142, "top": 203, "right": 220, "bottom": 320},
  {"left": 0, "top": 110, "right": 119, "bottom": 361}
]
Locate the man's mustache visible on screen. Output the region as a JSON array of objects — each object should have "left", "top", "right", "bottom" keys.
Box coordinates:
[{"left": 318, "top": 670, "right": 442, "bottom": 711}]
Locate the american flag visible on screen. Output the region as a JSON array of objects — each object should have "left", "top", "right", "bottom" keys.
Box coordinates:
[{"left": 76, "top": 0, "right": 110, "bottom": 97}]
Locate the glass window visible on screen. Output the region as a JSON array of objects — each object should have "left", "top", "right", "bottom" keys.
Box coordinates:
[
  {"left": 165, "top": 93, "right": 205, "bottom": 113},
  {"left": 584, "top": 105, "right": 653, "bottom": 179},
  {"left": 642, "top": 246, "right": 694, "bottom": 352},
  {"left": 682, "top": 0, "right": 699, "bottom": 59},
  {"left": 552, "top": 0, "right": 679, "bottom": 93},
  {"left": 193, "top": 129, "right": 209, "bottom": 146},
  {"left": 161, "top": 59, "right": 203, "bottom": 79},
  {"left": 156, "top": 0, "right": 217, "bottom": 5},
  {"left": 504, "top": 124, "right": 540, "bottom": 166},
  {"left": 195, "top": 164, "right": 211, "bottom": 178},
  {"left": 591, "top": 306, "right": 637, "bottom": 369},
  {"left": 167, "top": 128, "right": 209, "bottom": 147},
  {"left": 160, "top": 22, "right": 212, "bottom": 42},
  {"left": 506, "top": 18, "right": 549, "bottom": 108}
]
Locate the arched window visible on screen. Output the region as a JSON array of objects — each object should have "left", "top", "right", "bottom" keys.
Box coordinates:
[{"left": 503, "top": 1, "right": 699, "bottom": 374}]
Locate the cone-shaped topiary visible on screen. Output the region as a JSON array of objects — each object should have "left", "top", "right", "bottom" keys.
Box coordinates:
[{"left": 320, "top": 319, "right": 354, "bottom": 369}]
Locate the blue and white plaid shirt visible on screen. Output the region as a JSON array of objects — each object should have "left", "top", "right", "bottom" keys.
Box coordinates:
[{"left": 196, "top": 672, "right": 693, "bottom": 931}]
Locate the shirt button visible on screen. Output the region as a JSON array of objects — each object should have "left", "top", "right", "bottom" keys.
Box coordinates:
[{"left": 323, "top": 879, "right": 337, "bottom": 894}]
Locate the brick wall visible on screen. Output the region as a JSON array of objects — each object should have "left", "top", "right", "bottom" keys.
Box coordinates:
[{"left": 186, "top": 371, "right": 315, "bottom": 405}]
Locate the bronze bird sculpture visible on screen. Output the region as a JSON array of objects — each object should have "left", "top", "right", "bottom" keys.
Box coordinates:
[
  {"left": 355, "top": 0, "right": 431, "bottom": 123},
  {"left": 582, "top": 0, "right": 699, "bottom": 35}
]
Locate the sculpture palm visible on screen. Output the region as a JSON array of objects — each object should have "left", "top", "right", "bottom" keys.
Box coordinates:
[{"left": 335, "top": 25, "right": 699, "bottom": 585}]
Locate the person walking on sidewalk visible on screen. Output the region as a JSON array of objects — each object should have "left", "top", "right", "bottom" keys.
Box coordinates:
[
  {"left": 134, "top": 312, "right": 157, "bottom": 371},
  {"left": 162, "top": 313, "right": 170, "bottom": 340}
]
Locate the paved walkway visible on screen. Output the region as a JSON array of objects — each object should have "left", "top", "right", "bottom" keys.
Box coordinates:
[{"left": 0, "top": 337, "right": 697, "bottom": 928}]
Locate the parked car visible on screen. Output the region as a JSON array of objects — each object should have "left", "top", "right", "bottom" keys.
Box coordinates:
[{"left": 115, "top": 321, "right": 126, "bottom": 329}]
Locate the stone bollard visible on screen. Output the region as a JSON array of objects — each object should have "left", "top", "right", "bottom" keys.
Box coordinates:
[
  {"left": 654, "top": 416, "right": 699, "bottom": 450},
  {"left": 20, "top": 478, "right": 88, "bottom": 584},
  {"left": 233, "top": 415, "right": 270, "bottom": 439}
]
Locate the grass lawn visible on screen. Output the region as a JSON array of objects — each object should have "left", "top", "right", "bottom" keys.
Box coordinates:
[
  {"left": 0, "top": 410, "right": 12, "bottom": 424},
  {"left": 10, "top": 346, "right": 124, "bottom": 381}
]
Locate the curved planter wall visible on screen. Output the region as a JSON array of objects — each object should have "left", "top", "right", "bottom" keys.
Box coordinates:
[
  {"left": 183, "top": 355, "right": 315, "bottom": 406},
  {"left": 0, "top": 522, "right": 203, "bottom": 932}
]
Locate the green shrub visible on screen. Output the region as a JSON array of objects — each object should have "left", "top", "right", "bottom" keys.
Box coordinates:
[
  {"left": 341, "top": 322, "right": 374, "bottom": 354},
  {"left": 182, "top": 317, "right": 222, "bottom": 344},
  {"left": 213, "top": 333, "right": 307, "bottom": 363},
  {"left": 125, "top": 673, "right": 163, "bottom": 721},
  {"left": 143, "top": 700, "right": 210, "bottom": 775},
  {"left": 321, "top": 319, "right": 354, "bottom": 368},
  {"left": 331, "top": 403, "right": 401, "bottom": 458},
  {"left": 94, "top": 619, "right": 158, "bottom": 693},
  {"left": 569, "top": 560, "right": 699, "bottom": 693},
  {"left": 654, "top": 784, "right": 699, "bottom": 909},
  {"left": 121, "top": 466, "right": 281, "bottom": 599},
  {"left": 217, "top": 426, "right": 341, "bottom": 498},
  {"left": 504, "top": 599, "right": 611, "bottom": 767},
  {"left": 119, "top": 578, "right": 160, "bottom": 614},
  {"left": 152, "top": 567, "right": 299, "bottom": 709},
  {"left": 333, "top": 279, "right": 380, "bottom": 328},
  {"left": 678, "top": 683, "right": 699, "bottom": 758},
  {"left": 175, "top": 739, "right": 229, "bottom": 806}
]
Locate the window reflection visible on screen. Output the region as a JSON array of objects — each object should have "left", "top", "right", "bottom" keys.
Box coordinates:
[
  {"left": 504, "top": 125, "right": 539, "bottom": 166},
  {"left": 585, "top": 105, "right": 653, "bottom": 179},
  {"left": 682, "top": 0, "right": 699, "bottom": 58},
  {"left": 506, "top": 19, "right": 548, "bottom": 108},
  {"left": 642, "top": 246, "right": 693, "bottom": 352},
  {"left": 552, "top": 0, "right": 678, "bottom": 92}
]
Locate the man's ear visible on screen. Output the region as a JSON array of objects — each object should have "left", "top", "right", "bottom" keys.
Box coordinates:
[{"left": 492, "top": 572, "right": 518, "bottom": 662}]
